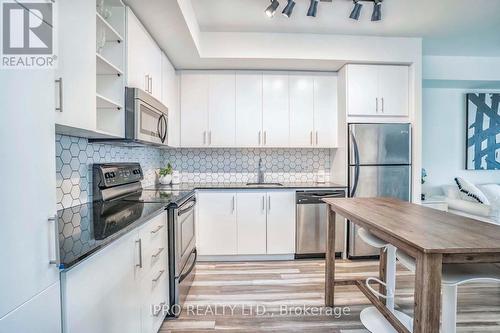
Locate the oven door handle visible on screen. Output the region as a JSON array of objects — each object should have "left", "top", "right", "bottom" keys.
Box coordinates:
[
  {"left": 179, "top": 248, "right": 197, "bottom": 283},
  {"left": 178, "top": 199, "right": 196, "bottom": 216}
]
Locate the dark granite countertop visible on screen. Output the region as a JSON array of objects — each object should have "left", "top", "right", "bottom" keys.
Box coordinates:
[
  {"left": 57, "top": 200, "right": 166, "bottom": 270},
  {"left": 146, "top": 182, "right": 347, "bottom": 191}
]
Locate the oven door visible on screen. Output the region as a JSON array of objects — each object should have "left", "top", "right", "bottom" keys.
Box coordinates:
[
  {"left": 176, "top": 196, "right": 196, "bottom": 275},
  {"left": 135, "top": 99, "right": 167, "bottom": 145}
]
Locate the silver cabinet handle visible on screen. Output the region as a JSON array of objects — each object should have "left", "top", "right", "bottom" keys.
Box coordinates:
[
  {"left": 376, "top": 97, "right": 379, "bottom": 113},
  {"left": 153, "top": 269, "right": 165, "bottom": 282},
  {"left": 258, "top": 131, "right": 261, "bottom": 146},
  {"left": 262, "top": 195, "right": 265, "bottom": 212},
  {"left": 145, "top": 75, "right": 149, "bottom": 92},
  {"left": 151, "top": 224, "right": 164, "bottom": 234},
  {"left": 208, "top": 131, "right": 212, "bottom": 145},
  {"left": 135, "top": 239, "right": 142, "bottom": 268},
  {"left": 268, "top": 196, "right": 271, "bottom": 211},
  {"left": 55, "top": 78, "right": 63, "bottom": 112},
  {"left": 310, "top": 131, "right": 313, "bottom": 146},
  {"left": 152, "top": 247, "right": 164, "bottom": 258},
  {"left": 232, "top": 195, "right": 235, "bottom": 213},
  {"left": 48, "top": 215, "right": 60, "bottom": 265},
  {"left": 150, "top": 76, "right": 153, "bottom": 94},
  {"left": 203, "top": 131, "right": 206, "bottom": 145},
  {"left": 381, "top": 97, "right": 384, "bottom": 113},
  {"left": 316, "top": 131, "right": 319, "bottom": 145},
  {"left": 264, "top": 131, "right": 267, "bottom": 145}
]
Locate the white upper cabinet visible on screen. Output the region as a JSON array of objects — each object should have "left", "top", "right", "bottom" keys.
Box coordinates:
[
  {"left": 180, "top": 72, "right": 209, "bottom": 147},
  {"left": 161, "top": 53, "right": 180, "bottom": 147},
  {"left": 314, "top": 75, "right": 338, "bottom": 147},
  {"left": 289, "top": 75, "right": 314, "bottom": 147},
  {"left": 262, "top": 74, "right": 290, "bottom": 147},
  {"left": 236, "top": 191, "right": 267, "bottom": 255},
  {"left": 126, "top": 8, "right": 162, "bottom": 101},
  {"left": 235, "top": 72, "right": 263, "bottom": 147},
  {"left": 55, "top": 0, "right": 96, "bottom": 132},
  {"left": 377, "top": 66, "right": 409, "bottom": 116},
  {"left": 346, "top": 64, "right": 409, "bottom": 117},
  {"left": 208, "top": 73, "right": 236, "bottom": 147},
  {"left": 196, "top": 191, "right": 237, "bottom": 255},
  {"left": 266, "top": 191, "right": 296, "bottom": 255},
  {"left": 180, "top": 71, "right": 338, "bottom": 148}
]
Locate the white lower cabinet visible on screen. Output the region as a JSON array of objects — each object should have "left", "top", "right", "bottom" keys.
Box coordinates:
[
  {"left": 62, "top": 213, "right": 168, "bottom": 333},
  {"left": 236, "top": 191, "right": 268, "bottom": 255},
  {"left": 266, "top": 191, "right": 296, "bottom": 254},
  {"left": 197, "top": 191, "right": 237, "bottom": 255},
  {"left": 197, "top": 190, "right": 296, "bottom": 256}
]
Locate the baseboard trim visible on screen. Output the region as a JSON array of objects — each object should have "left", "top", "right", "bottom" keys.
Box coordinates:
[{"left": 197, "top": 254, "right": 295, "bottom": 262}]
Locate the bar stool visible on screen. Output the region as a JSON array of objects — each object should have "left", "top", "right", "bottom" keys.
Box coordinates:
[
  {"left": 357, "top": 228, "right": 413, "bottom": 332},
  {"left": 396, "top": 250, "right": 500, "bottom": 333}
]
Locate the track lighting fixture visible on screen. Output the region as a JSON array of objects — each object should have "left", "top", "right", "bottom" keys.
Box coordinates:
[
  {"left": 265, "top": 0, "right": 280, "bottom": 17},
  {"left": 371, "top": 0, "right": 382, "bottom": 21},
  {"left": 307, "top": 0, "right": 319, "bottom": 17},
  {"left": 282, "top": 0, "right": 296, "bottom": 18},
  {"left": 349, "top": 0, "right": 362, "bottom": 20}
]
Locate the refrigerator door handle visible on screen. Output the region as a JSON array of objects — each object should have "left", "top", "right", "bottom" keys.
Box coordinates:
[{"left": 350, "top": 132, "right": 360, "bottom": 197}]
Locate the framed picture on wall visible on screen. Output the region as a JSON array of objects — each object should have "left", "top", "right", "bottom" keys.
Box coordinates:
[{"left": 465, "top": 93, "right": 500, "bottom": 170}]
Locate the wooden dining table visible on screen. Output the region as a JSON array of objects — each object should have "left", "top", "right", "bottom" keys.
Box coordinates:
[{"left": 322, "top": 197, "right": 500, "bottom": 333}]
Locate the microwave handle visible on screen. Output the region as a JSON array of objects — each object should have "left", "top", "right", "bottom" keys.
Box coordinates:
[
  {"left": 160, "top": 114, "right": 167, "bottom": 143},
  {"left": 156, "top": 114, "right": 162, "bottom": 141}
]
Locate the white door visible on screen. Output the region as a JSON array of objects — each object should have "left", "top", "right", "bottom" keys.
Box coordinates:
[
  {"left": 289, "top": 75, "right": 314, "bottom": 147},
  {"left": 346, "top": 65, "right": 379, "bottom": 116},
  {"left": 62, "top": 231, "right": 140, "bottom": 333},
  {"left": 314, "top": 75, "right": 338, "bottom": 147},
  {"left": 180, "top": 72, "right": 209, "bottom": 147},
  {"left": 208, "top": 72, "right": 236, "bottom": 147},
  {"left": 235, "top": 72, "right": 263, "bottom": 147},
  {"left": 197, "top": 192, "right": 237, "bottom": 255},
  {"left": 145, "top": 36, "right": 162, "bottom": 101},
  {"left": 161, "top": 52, "right": 180, "bottom": 147},
  {"left": 266, "top": 191, "right": 296, "bottom": 254},
  {"left": 236, "top": 191, "right": 267, "bottom": 255},
  {"left": 55, "top": 0, "right": 95, "bottom": 131},
  {"left": 0, "top": 70, "right": 60, "bottom": 330},
  {"left": 377, "top": 66, "right": 409, "bottom": 116},
  {"left": 126, "top": 7, "right": 149, "bottom": 92},
  {"left": 262, "top": 74, "right": 290, "bottom": 147}
]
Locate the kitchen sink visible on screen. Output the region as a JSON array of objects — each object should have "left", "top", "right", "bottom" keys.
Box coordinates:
[{"left": 245, "top": 182, "right": 283, "bottom": 187}]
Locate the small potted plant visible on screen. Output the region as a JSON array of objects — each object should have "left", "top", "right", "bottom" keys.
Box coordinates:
[{"left": 159, "top": 163, "right": 173, "bottom": 185}]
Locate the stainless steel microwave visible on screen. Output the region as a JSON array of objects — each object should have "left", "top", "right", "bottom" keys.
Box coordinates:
[{"left": 125, "top": 87, "right": 168, "bottom": 146}]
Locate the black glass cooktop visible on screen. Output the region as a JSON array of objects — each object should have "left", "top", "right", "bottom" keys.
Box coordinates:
[
  {"left": 120, "top": 188, "right": 193, "bottom": 206},
  {"left": 57, "top": 199, "right": 165, "bottom": 269}
]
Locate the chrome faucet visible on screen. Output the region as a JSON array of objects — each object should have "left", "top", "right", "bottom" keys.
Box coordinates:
[{"left": 257, "top": 158, "right": 264, "bottom": 184}]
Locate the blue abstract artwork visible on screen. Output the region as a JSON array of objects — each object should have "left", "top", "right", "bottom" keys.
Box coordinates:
[{"left": 466, "top": 93, "right": 500, "bottom": 170}]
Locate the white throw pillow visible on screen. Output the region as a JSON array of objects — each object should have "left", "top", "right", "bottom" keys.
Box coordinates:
[{"left": 454, "top": 177, "right": 490, "bottom": 205}]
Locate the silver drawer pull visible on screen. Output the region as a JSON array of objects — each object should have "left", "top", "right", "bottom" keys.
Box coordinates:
[
  {"left": 151, "top": 224, "right": 164, "bottom": 234},
  {"left": 152, "top": 247, "right": 164, "bottom": 258},
  {"left": 152, "top": 269, "right": 165, "bottom": 282}
]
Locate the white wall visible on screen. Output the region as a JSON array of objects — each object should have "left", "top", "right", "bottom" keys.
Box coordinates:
[{"left": 422, "top": 88, "right": 500, "bottom": 195}]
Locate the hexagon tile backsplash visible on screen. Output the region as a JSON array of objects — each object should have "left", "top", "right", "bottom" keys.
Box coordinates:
[{"left": 56, "top": 134, "right": 332, "bottom": 209}]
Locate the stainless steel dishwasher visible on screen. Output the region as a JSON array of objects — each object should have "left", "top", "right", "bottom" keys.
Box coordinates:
[{"left": 296, "top": 190, "right": 346, "bottom": 258}]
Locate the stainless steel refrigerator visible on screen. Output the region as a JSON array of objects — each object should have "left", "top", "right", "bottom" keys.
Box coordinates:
[{"left": 348, "top": 123, "right": 412, "bottom": 258}]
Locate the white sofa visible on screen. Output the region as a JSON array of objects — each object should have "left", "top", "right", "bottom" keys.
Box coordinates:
[{"left": 442, "top": 184, "right": 500, "bottom": 224}]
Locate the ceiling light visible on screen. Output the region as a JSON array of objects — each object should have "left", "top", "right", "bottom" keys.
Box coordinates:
[
  {"left": 282, "top": 0, "right": 296, "bottom": 18},
  {"left": 371, "top": 0, "right": 382, "bottom": 21},
  {"left": 265, "top": 0, "right": 280, "bottom": 18},
  {"left": 307, "top": 0, "right": 319, "bottom": 17},
  {"left": 349, "top": 0, "right": 362, "bottom": 20}
]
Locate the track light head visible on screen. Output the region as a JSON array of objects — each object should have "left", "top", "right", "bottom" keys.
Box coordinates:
[
  {"left": 265, "top": 0, "right": 280, "bottom": 18},
  {"left": 307, "top": 0, "right": 319, "bottom": 17},
  {"left": 349, "top": 0, "right": 363, "bottom": 20},
  {"left": 282, "top": 0, "right": 296, "bottom": 18},
  {"left": 371, "top": 0, "right": 382, "bottom": 21}
]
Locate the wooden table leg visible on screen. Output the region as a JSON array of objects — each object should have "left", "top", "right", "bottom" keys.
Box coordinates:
[
  {"left": 379, "top": 247, "right": 387, "bottom": 305},
  {"left": 325, "top": 209, "right": 336, "bottom": 307},
  {"left": 413, "top": 253, "right": 443, "bottom": 333}
]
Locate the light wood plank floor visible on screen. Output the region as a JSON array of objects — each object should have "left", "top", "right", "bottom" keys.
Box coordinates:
[{"left": 160, "top": 260, "right": 500, "bottom": 332}]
